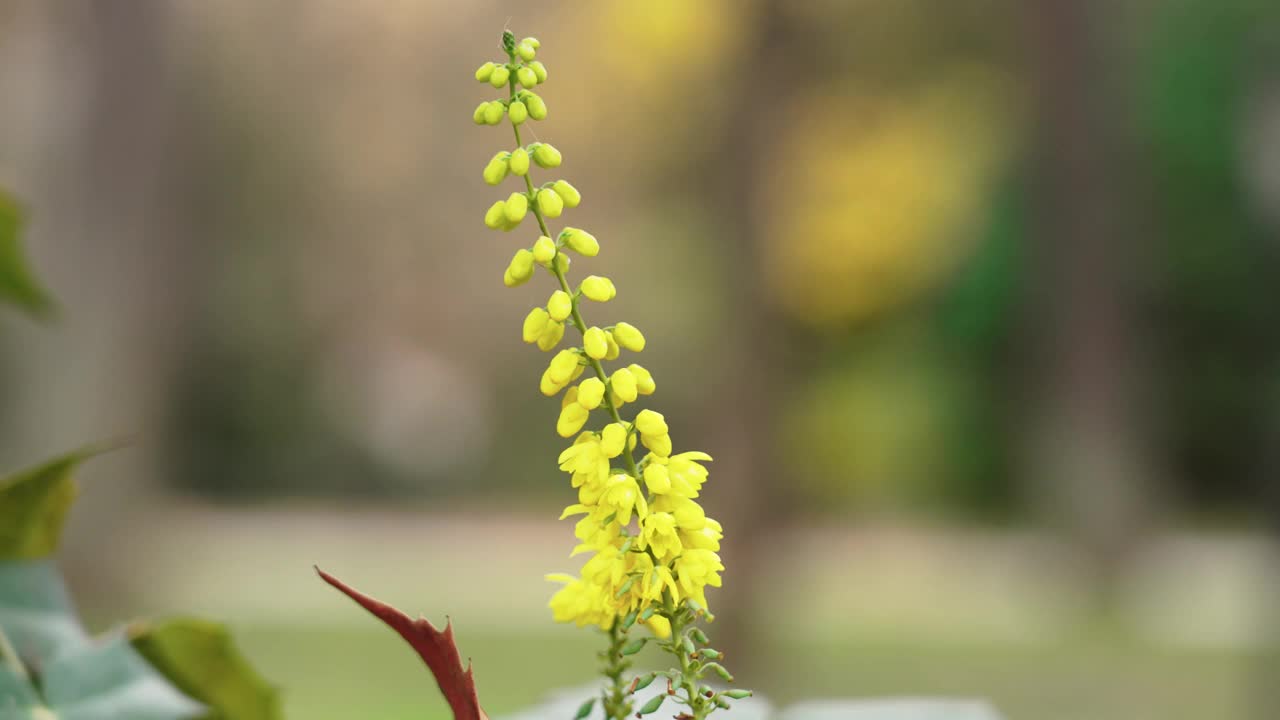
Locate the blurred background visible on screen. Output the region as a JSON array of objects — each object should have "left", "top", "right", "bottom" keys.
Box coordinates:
[{"left": 1, "top": 1, "right": 1278, "bottom": 718}]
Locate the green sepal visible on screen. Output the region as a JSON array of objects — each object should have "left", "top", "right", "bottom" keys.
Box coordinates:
[
  {"left": 632, "top": 673, "right": 657, "bottom": 692},
  {"left": 638, "top": 694, "right": 665, "bottom": 716}
]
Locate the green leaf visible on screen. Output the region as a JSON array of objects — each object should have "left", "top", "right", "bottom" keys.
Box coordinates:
[
  {"left": 0, "top": 560, "right": 90, "bottom": 665},
  {"left": 0, "top": 447, "right": 109, "bottom": 561},
  {"left": 42, "top": 635, "right": 204, "bottom": 720},
  {"left": 0, "top": 189, "right": 54, "bottom": 318},
  {"left": 0, "top": 660, "right": 42, "bottom": 720},
  {"left": 130, "top": 618, "right": 281, "bottom": 720}
]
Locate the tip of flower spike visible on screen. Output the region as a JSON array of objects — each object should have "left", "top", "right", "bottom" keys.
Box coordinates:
[{"left": 502, "top": 30, "right": 516, "bottom": 54}]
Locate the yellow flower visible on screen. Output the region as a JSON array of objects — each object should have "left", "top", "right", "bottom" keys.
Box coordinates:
[
  {"left": 652, "top": 494, "right": 706, "bottom": 530},
  {"left": 557, "top": 403, "right": 590, "bottom": 437},
  {"left": 509, "top": 100, "right": 529, "bottom": 125},
  {"left": 547, "top": 290, "right": 572, "bottom": 321},
  {"left": 532, "top": 142, "right": 561, "bottom": 167},
  {"left": 504, "top": 249, "right": 535, "bottom": 286},
  {"left": 523, "top": 307, "right": 550, "bottom": 343},
  {"left": 643, "top": 463, "right": 671, "bottom": 494},
  {"left": 553, "top": 180, "right": 582, "bottom": 208},
  {"left": 517, "top": 66, "right": 538, "bottom": 88},
  {"left": 600, "top": 474, "right": 647, "bottom": 525},
  {"left": 475, "top": 62, "right": 497, "bottom": 82},
  {"left": 680, "top": 517, "right": 723, "bottom": 552},
  {"left": 509, "top": 148, "right": 530, "bottom": 176},
  {"left": 642, "top": 431, "right": 672, "bottom": 458},
  {"left": 610, "top": 367, "right": 638, "bottom": 403},
  {"left": 537, "top": 188, "right": 564, "bottom": 218},
  {"left": 628, "top": 364, "right": 656, "bottom": 395},
  {"left": 583, "top": 327, "right": 609, "bottom": 360},
  {"left": 488, "top": 65, "right": 510, "bottom": 88},
  {"left": 604, "top": 331, "right": 621, "bottom": 360},
  {"left": 529, "top": 60, "right": 548, "bottom": 83},
  {"left": 505, "top": 192, "right": 529, "bottom": 224},
  {"left": 580, "top": 275, "right": 616, "bottom": 302},
  {"left": 536, "top": 320, "right": 565, "bottom": 351},
  {"left": 599, "top": 422, "right": 627, "bottom": 458},
  {"left": 640, "top": 511, "right": 682, "bottom": 560},
  {"left": 484, "top": 200, "right": 507, "bottom": 229},
  {"left": 526, "top": 93, "right": 548, "bottom": 120},
  {"left": 483, "top": 152, "right": 509, "bottom": 185},
  {"left": 612, "top": 322, "right": 645, "bottom": 352},
  {"left": 634, "top": 409, "right": 668, "bottom": 436},
  {"left": 576, "top": 377, "right": 605, "bottom": 410},
  {"left": 674, "top": 549, "right": 724, "bottom": 609},
  {"left": 532, "top": 235, "right": 556, "bottom": 264},
  {"left": 483, "top": 100, "right": 504, "bottom": 125},
  {"left": 643, "top": 614, "right": 672, "bottom": 639},
  {"left": 548, "top": 349, "right": 580, "bottom": 384},
  {"left": 561, "top": 228, "right": 599, "bottom": 256}
]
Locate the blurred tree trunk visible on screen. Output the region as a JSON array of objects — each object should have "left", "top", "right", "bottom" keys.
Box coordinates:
[{"left": 1021, "top": 0, "right": 1157, "bottom": 611}]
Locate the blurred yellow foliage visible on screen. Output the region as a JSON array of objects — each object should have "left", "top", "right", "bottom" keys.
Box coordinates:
[{"left": 764, "top": 69, "right": 1014, "bottom": 330}]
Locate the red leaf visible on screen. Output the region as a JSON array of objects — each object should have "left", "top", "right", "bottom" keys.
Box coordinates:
[{"left": 316, "top": 567, "right": 488, "bottom": 720}]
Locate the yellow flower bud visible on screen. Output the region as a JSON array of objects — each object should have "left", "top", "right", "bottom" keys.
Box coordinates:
[
  {"left": 610, "top": 368, "right": 638, "bottom": 403},
  {"left": 540, "top": 368, "right": 565, "bottom": 396},
  {"left": 547, "top": 290, "right": 573, "bottom": 322},
  {"left": 530, "top": 60, "right": 548, "bottom": 83},
  {"left": 472, "top": 102, "right": 488, "bottom": 125},
  {"left": 484, "top": 200, "right": 507, "bottom": 229},
  {"left": 525, "top": 93, "right": 548, "bottom": 120},
  {"left": 549, "top": 349, "right": 580, "bottom": 384},
  {"left": 537, "top": 188, "right": 564, "bottom": 218},
  {"left": 643, "top": 432, "right": 672, "bottom": 458},
  {"left": 576, "top": 377, "right": 605, "bottom": 409},
  {"left": 483, "top": 101, "right": 505, "bottom": 125},
  {"left": 604, "top": 331, "right": 621, "bottom": 361},
  {"left": 583, "top": 327, "right": 608, "bottom": 360},
  {"left": 561, "top": 385, "right": 579, "bottom": 410},
  {"left": 628, "top": 364, "right": 656, "bottom": 395},
  {"left": 509, "top": 148, "right": 530, "bottom": 176},
  {"left": 532, "top": 236, "right": 556, "bottom": 265},
  {"left": 532, "top": 143, "right": 561, "bottom": 168},
  {"left": 645, "top": 614, "right": 672, "bottom": 639},
  {"left": 504, "top": 192, "right": 528, "bottom": 224},
  {"left": 483, "top": 152, "right": 509, "bottom": 185},
  {"left": 644, "top": 464, "right": 672, "bottom": 494},
  {"left": 521, "top": 36, "right": 541, "bottom": 50},
  {"left": 488, "top": 65, "right": 510, "bottom": 88},
  {"left": 580, "top": 275, "right": 617, "bottom": 302},
  {"left": 475, "top": 61, "right": 496, "bottom": 82},
  {"left": 611, "top": 322, "right": 643, "bottom": 352},
  {"left": 517, "top": 66, "right": 538, "bottom": 87},
  {"left": 505, "top": 249, "right": 535, "bottom": 286},
  {"left": 552, "top": 180, "right": 581, "bottom": 208},
  {"left": 600, "top": 423, "right": 627, "bottom": 458},
  {"left": 553, "top": 252, "right": 571, "bottom": 273},
  {"left": 537, "top": 320, "right": 564, "bottom": 352},
  {"left": 509, "top": 100, "right": 529, "bottom": 125},
  {"left": 635, "top": 409, "right": 668, "bottom": 436},
  {"left": 517, "top": 42, "right": 537, "bottom": 62},
  {"left": 523, "top": 307, "right": 550, "bottom": 343},
  {"left": 561, "top": 228, "right": 599, "bottom": 256},
  {"left": 557, "top": 403, "right": 589, "bottom": 437}
]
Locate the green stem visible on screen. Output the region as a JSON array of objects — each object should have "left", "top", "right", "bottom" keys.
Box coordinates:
[
  {"left": 600, "top": 622, "right": 632, "bottom": 720},
  {"left": 666, "top": 601, "right": 711, "bottom": 719}
]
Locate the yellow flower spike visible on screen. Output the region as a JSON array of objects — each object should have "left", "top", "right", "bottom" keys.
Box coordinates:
[
  {"left": 509, "top": 100, "right": 529, "bottom": 125},
  {"left": 525, "top": 93, "right": 548, "bottom": 120},
  {"left": 604, "top": 331, "right": 621, "bottom": 361},
  {"left": 583, "top": 326, "right": 609, "bottom": 360},
  {"left": 580, "top": 275, "right": 616, "bottom": 302},
  {"left": 643, "top": 463, "right": 671, "bottom": 494},
  {"left": 540, "top": 368, "right": 565, "bottom": 396},
  {"left": 548, "top": 349, "right": 580, "bottom": 384},
  {"left": 628, "top": 364, "right": 656, "bottom": 395},
  {"left": 472, "top": 102, "right": 488, "bottom": 125},
  {"left": 484, "top": 200, "right": 507, "bottom": 229},
  {"left": 552, "top": 180, "right": 582, "bottom": 208},
  {"left": 483, "top": 101, "right": 505, "bottom": 125},
  {"left": 561, "top": 228, "right": 599, "bottom": 256},
  {"left": 483, "top": 152, "right": 509, "bottom": 185},
  {"left": 475, "top": 61, "right": 496, "bottom": 82},
  {"left": 488, "top": 65, "right": 510, "bottom": 88},
  {"left": 537, "top": 320, "right": 564, "bottom": 352},
  {"left": 561, "top": 385, "right": 580, "bottom": 410},
  {"left": 634, "top": 409, "right": 668, "bottom": 436},
  {"left": 610, "top": 367, "right": 638, "bottom": 403},
  {"left": 643, "top": 432, "right": 673, "bottom": 458},
  {"left": 547, "top": 290, "right": 573, "bottom": 322},
  {"left": 532, "top": 143, "right": 562, "bottom": 168},
  {"left": 576, "top": 377, "right": 605, "bottom": 409},
  {"left": 537, "top": 188, "right": 564, "bottom": 218},
  {"left": 523, "top": 307, "right": 550, "bottom": 344},
  {"left": 509, "top": 148, "right": 530, "bottom": 176},
  {"left": 517, "top": 41, "right": 537, "bottom": 62},
  {"left": 505, "top": 249, "right": 535, "bottom": 286},
  {"left": 517, "top": 65, "right": 538, "bottom": 88},
  {"left": 600, "top": 423, "right": 627, "bottom": 457},
  {"left": 532, "top": 235, "right": 556, "bottom": 265},
  {"left": 530, "top": 60, "right": 548, "bottom": 83},
  {"left": 613, "top": 322, "right": 645, "bottom": 352},
  {"left": 521, "top": 36, "right": 540, "bottom": 50},
  {"left": 557, "top": 403, "right": 590, "bottom": 437},
  {"left": 505, "top": 192, "right": 529, "bottom": 224}
]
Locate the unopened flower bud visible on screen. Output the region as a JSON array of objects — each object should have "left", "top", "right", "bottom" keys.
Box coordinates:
[
  {"left": 553, "top": 252, "right": 571, "bottom": 273},
  {"left": 472, "top": 102, "right": 488, "bottom": 125},
  {"left": 517, "top": 66, "right": 538, "bottom": 88},
  {"left": 540, "top": 368, "right": 565, "bottom": 396},
  {"left": 537, "top": 188, "right": 564, "bottom": 218},
  {"left": 576, "top": 377, "right": 605, "bottom": 409},
  {"left": 580, "top": 275, "right": 616, "bottom": 302},
  {"left": 635, "top": 409, "right": 668, "bottom": 436},
  {"left": 509, "top": 148, "right": 530, "bottom": 176},
  {"left": 525, "top": 93, "right": 548, "bottom": 120},
  {"left": 483, "top": 101, "right": 505, "bottom": 125},
  {"left": 547, "top": 290, "right": 572, "bottom": 321},
  {"left": 552, "top": 180, "right": 581, "bottom": 208},
  {"left": 508, "top": 100, "right": 529, "bottom": 125},
  {"left": 530, "top": 60, "right": 548, "bottom": 83},
  {"left": 532, "top": 143, "right": 561, "bottom": 168},
  {"left": 561, "top": 228, "right": 599, "bottom": 256},
  {"left": 612, "top": 322, "right": 645, "bottom": 352},
  {"left": 488, "top": 65, "right": 510, "bottom": 88},
  {"left": 549, "top": 349, "right": 580, "bottom": 384},
  {"left": 523, "top": 307, "right": 550, "bottom": 343},
  {"left": 644, "top": 464, "right": 671, "bottom": 494},
  {"left": 561, "top": 385, "right": 579, "bottom": 410},
  {"left": 521, "top": 36, "right": 540, "bottom": 50},
  {"left": 610, "top": 367, "right": 638, "bottom": 403},
  {"left": 517, "top": 41, "right": 537, "bottom": 62},
  {"left": 643, "top": 432, "right": 672, "bottom": 458},
  {"left": 600, "top": 423, "right": 627, "bottom": 458},
  {"left": 537, "top": 320, "right": 564, "bottom": 352},
  {"left": 532, "top": 235, "right": 556, "bottom": 265},
  {"left": 505, "top": 249, "right": 534, "bottom": 286},
  {"left": 604, "top": 331, "right": 621, "bottom": 360},
  {"left": 557, "top": 403, "right": 590, "bottom": 437},
  {"left": 504, "top": 192, "right": 528, "bottom": 224},
  {"left": 628, "top": 364, "right": 656, "bottom": 395},
  {"left": 484, "top": 200, "right": 507, "bottom": 229},
  {"left": 483, "top": 152, "right": 509, "bottom": 185},
  {"left": 475, "top": 62, "right": 496, "bottom": 82},
  {"left": 583, "top": 326, "right": 609, "bottom": 360}
]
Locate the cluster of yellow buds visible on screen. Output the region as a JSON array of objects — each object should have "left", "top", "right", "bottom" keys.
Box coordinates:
[{"left": 473, "top": 32, "right": 725, "bottom": 641}]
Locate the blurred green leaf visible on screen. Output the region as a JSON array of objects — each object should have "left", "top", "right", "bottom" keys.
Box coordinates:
[
  {"left": 42, "top": 635, "right": 204, "bottom": 720},
  {"left": 0, "top": 448, "right": 109, "bottom": 562},
  {"left": 131, "top": 618, "right": 282, "bottom": 720},
  {"left": 0, "top": 188, "right": 54, "bottom": 318},
  {"left": 0, "top": 658, "right": 42, "bottom": 720},
  {"left": 0, "top": 560, "right": 89, "bottom": 665}
]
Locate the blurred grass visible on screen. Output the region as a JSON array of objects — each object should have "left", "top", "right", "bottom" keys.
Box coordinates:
[{"left": 230, "top": 625, "right": 1251, "bottom": 720}]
